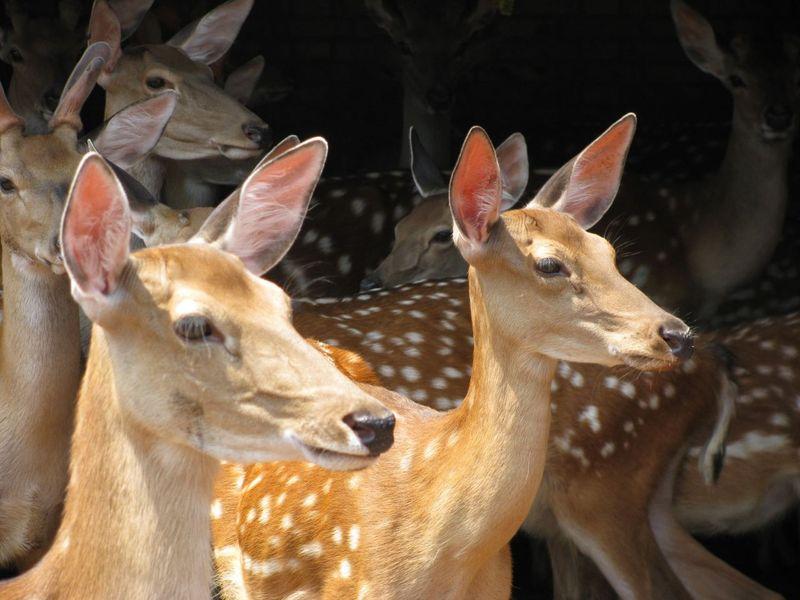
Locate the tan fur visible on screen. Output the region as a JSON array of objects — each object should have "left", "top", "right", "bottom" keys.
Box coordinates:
[{"left": 212, "top": 200, "right": 686, "bottom": 599}]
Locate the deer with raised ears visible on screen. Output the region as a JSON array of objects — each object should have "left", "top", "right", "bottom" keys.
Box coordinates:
[
  {"left": 0, "top": 0, "right": 84, "bottom": 134},
  {"left": 0, "top": 41, "right": 182, "bottom": 570},
  {"left": 88, "top": 0, "right": 272, "bottom": 205},
  {"left": 0, "top": 140, "right": 396, "bottom": 599},
  {"left": 365, "top": 0, "right": 498, "bottom": 167},
  {"left": 211, "top": 126, "right": 692, "bottom": 600}
]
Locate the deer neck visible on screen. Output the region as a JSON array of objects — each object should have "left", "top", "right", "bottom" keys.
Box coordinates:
[
  {"left": 0, "top": 241, "right": 81, "bottom": 480},
  {"left": 126, "top": 155, "right": 167, "bottom": 200},
  {"left": 683, "top": 109, "right": 791, "bottom": 301},
  {"left": 401, "top": 85, "right": 451, "bottom": 168},
  {"left": 18, "top": 332, "right": 219, "bottom": 599},
  {"left": 423, "top": 271, "right": 555, "bottom": 568}
]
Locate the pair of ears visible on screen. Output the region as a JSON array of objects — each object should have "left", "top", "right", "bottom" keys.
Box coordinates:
[
  {"left": 62, "top": 134, "right": 323, "bottom": 318},
  {"left": 410, "top": 126, "right": 529, "bottom": 212},
  {"left": 90, "top": 0, "right": 254, "bottom": 74},
  {"left": 450, "top": 113, "right": 637, "bottom": 247}
]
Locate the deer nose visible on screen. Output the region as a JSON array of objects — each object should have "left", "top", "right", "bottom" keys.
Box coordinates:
[
  {"left": 659, "top": 323, "right": 694, "bottom": 361},
  {"left": 343, "top": 411, "right": 395, "bottom": 456},
  {"left": 360, "top": 273, "right": 382, "bottom": 291},
  {"left": 242, "top": 123, "right": 272, "bottom": 149},
  {"left": 764, "top": 104, "right": 794, "bottom": 132}
]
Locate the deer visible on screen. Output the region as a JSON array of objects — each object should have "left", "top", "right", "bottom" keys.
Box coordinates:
[
  {"left": 210, "top": 124, "right": 694, "bottom": 599},
  {"left": 365, "top": 0, "right": 499, "bottom": 168},
  {"left": 0, "top": 40, "right": 185, "bottom": 570},
  {"left": 364, "top": 0, "right": 800, "bottom": 319},
  {"left": 87, "top": 0, "right": 272, "bottom": 207},
  {"left": 287, "top": 118, "right": 795, "bottom": 597},
  {"left": 0, "top": 141, "right": 396, "bottom": 598}
]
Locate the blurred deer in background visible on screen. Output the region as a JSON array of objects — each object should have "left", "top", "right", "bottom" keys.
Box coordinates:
[
  {"left": 88, "top": 0, "right": 272, "bottom": 207},
  {"left": 365, "top": 1, "right": 800, "bottom": 319},
  {"left": 0, "top": 0, "right": 83, "bottom": 134},
  {"left": 365, "top": 0, "right": 498, "bottom": 168},
  {"left": 0, "top": 142, "right": 396, "bottom": 599},
  {"left": 0, "top": 40, "right": 179, "bottom": 570},
  {"left": 211, "top": 125, "right": 693, "bottom": 599}
]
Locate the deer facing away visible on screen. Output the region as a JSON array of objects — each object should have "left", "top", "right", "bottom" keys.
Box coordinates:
[{"left": 211, "top": 125, "right": 692, "bottom": 599}]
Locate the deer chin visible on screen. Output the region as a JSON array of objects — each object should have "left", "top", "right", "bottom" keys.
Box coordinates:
[
  {"left": 760, "top": 127, "right": 793, "bottom": 143},
  {"left": 617, "top": 351, "right": 678, "bottom": 372},
  {"left": 288, "top": 433, "right": 376, "bottom": 471}
]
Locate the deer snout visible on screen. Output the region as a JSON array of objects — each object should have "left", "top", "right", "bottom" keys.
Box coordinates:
[
  {"left": 658, "top": 321, "right": 694, "bottom": 361},
  {"left": 242, "top": 122, "right": 272, "bottom": 149},
  {"left": 343, "top": 410, "right": 395, "bottom": 456},
  {"left": 764, "top": 103, "right": 794, "bottom": 132}
]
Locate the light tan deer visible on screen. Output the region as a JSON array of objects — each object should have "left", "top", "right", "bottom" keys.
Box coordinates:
[
  {"left": 0, "top": 43, "right": 182, "bottom": 570},
  {"left": 366, "top": 0, "right": 800, "bottom": 317},
  {"left": 211, "top": 125, "right": 692, "bottom": 599},
  {"left": 0, "top": 143, "right": 395, "bottom": 599},
  {"left": 88, "top": 0, "right": 271, "bottom": 206}
]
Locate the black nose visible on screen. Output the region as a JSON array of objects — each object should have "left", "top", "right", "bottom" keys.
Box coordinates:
[
  {"left": 360, "top": 274, "right": 382, "bottom": 292},
  {"left": 764, "top": 104, "right": 794, "bottom": 132},
  {"left": 343, "top": 411, "right": 395, "bottom": 456},
  {"left": 659, "top": 324, "right": 694, "bottom": 361},
  {"left": 43, "top": 88, "right": 60, "bottom": 111},
  {"left": 426, "top": 86, "right": 452, "bottom": 112},
  {"left": 242, "top": 123, "right": 272, "bottom": 149}
]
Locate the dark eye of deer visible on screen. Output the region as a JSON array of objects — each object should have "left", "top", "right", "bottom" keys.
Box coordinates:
[
  {"left": 146, "top": 76, "right": 166, "bottom": 90},
  {"left": 729, "top": 75, "right": 746, "bottom": 88},
  {"left": 0, "top": 178, "right": 16, "bottom": 193},
  {"left": 9, "top": 48, "right": 22, "bottom": 62},
  {"left": 535, "top": 257, "right": 565, "bottom": 277},
  {"left": 432, "top": 229, "right": 452, "bottom": 244},
  {"left": 174, "top": 315, "right": 216, "bottom": 342}
]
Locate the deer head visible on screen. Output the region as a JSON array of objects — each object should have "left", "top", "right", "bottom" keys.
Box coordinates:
[
  {"left": 88, "top": 0, "right": 271, "bottom": 162},
  {"left": 672, "top": 0, "right": 800, "bottom": 143},
  {"left": 0, "top": 0, "right": 84, "bottom": 133},
  {"left": 453, "top": 121, "right": 693, "bottom": 370},
  {"left": 62, "top": 142, "right": 396, "bottom": 468}
]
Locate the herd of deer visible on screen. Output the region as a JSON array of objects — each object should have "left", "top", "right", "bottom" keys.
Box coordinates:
[{"left": 0, "top": 0, "right": 797, "bottom": 598}]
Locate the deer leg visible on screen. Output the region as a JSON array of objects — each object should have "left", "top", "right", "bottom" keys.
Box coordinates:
[
  {"left": 548, "top": 535, "right": 615, "bottom": 600},
  {"left": 650, "top": 455, "right": 784, "bottom": 600},
  {"left": 553, "top": 493, "right": 691, "bottom": 600},
  {"left": 464, "top": 544, "right": 513, "bottom": 600}
]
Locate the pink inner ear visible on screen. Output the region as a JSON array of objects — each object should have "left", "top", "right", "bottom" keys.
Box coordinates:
[
  {"left": 573, "top": 117, "right": 634, "bottom": 192},
  {"left": 66, "top": 159, "right": 129, "bottom": 295},
  {"left": 450, "top": 130, "right": 502, "bottom": 243}
]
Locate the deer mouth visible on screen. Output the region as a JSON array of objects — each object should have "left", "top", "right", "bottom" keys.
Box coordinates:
[
  {"left": 212, "top": 141, "right": 261, "bottom": 160},
  {"left": 289, "top": 434, "right": 376, "bottom": 471},
  {"left": 619, "top": 352, "right": 678, "bottom": 372}
]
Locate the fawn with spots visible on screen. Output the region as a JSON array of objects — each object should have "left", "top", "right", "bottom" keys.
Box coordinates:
[
  {"left": 0, "top": 139, "right": 396, "bottom": 598},
  {"left": 293, "top": 117, "right": 797, "bottom": 597},
  {"left": 211, "top": 125, "right": 692, "bottom": 599},
  {"left": 366, "top": 0, "right": 800, "bottom": 317},
  {"left": 0, "top": 42, "right": 182, "bottom": 570}
]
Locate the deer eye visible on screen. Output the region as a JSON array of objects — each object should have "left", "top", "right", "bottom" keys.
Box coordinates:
[
  {"left": 431, "top": 229, "right": 452, "bottom": 244},
  {"left": 0, "top": 178, "right": 16, "bottom": 193},
  {"left": 535, "top": 257, "right": 567, "bottom": 277},
  {"left": 174, "top": 314, "right": 218, "bottom": 343},
  {"left": 146, "top": 76, "right": 167, "bottom": 90},
  {"left": 729, "top": 74, "right": 747, "bottom": 88},
  {"left": 9, "top": 47, "right": 23, "bottom": 62}
]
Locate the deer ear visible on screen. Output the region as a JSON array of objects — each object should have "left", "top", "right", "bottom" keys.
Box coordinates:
[
  {"left": 50, "top": 42, "right": 111, "bottom": 131},
  {"left": 224, "top": 55, "right": 264, "bottom": 105},
  {"left": 410, "top": 127, "right": 446, "bottom": 197},
  {"left": 193, "top": 137, "right": 328, "bottom": 275},
  {"left": 93, "top": 91, "right": 177, "bottom": 169},
  {"left": 62, "top": 152, "right": 131, "bottom": 317},
  {"left": 529, "top": 114, "right": 636, "bottom": 230},
  {"left": 449, "top": 126, "right": 503, "bottom": 251},
  {"left": 108, "top": 0, "right": 155, "bottom": 41},
  {"left": 496, "top": 132, "right": 528, "bottom": 210},
  {"left": 167, "top": 0, "right": 253, "bottom": 65},
  {"left": 671, "top": 0, "right": 726, "bottom": 79},
  {"left": 89, "top": 0, "right": 123, "bottom": 76}
]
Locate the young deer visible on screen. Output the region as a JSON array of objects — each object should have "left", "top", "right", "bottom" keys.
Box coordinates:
[
  {"left": 365, "top": 0, "right": 498, "bottom": 167},
  {"left": 88, "top": 0, "right": 271, "bottom": 206},
  {"left": 0, "top": 43, "right": 180, "bottom": 569},
  {"left": 366, "top": 1, "right": 800, "bottom": 317},
  {"left": 211, "top": 126, "right": 692, "bottom": 599},
  {"left": 0, "top": 143, "right": 395, "bottom": 598}
]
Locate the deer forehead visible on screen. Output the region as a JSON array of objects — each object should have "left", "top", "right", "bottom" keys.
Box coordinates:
[{"left": 139, "top": 45, "right": 213, "bottom": 80}]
